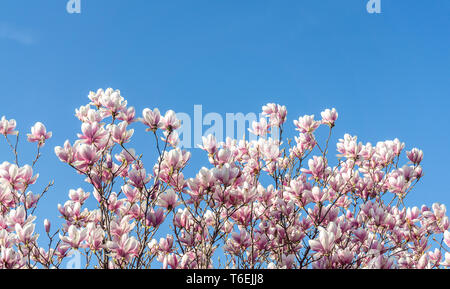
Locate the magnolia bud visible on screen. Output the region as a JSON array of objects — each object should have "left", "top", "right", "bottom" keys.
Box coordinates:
[{"left": 44, "top": 219, "right": 51, "bottom": 233}]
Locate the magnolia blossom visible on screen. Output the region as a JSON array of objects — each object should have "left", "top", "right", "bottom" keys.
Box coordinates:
[
  {"left": 198, "top": 135, "right": 218, "bottom": 155},
  {"left": 106, "top": 234, "right": 139, "bottom": 262},
  {"left": 0, "top": 88, "right": 448, "bottom": 270},
  {"left": 27, "top": 122, "right": 52, "bottom": 146},
  {"left": 0, "top": 116, "right": 17, "bottom": 135},
  {"left": 407, "top": 148, "right": 423, "bottom": 165},
  {"left": 308, "top": 225, "right": 336, "bottom": 254},
  {"left": 0, "top": 162, "right": 38, "bottom": 191},
  {"left": 142, "top": 108, "right": 162, "bottom": 131},
  {"left": 320, "top": 108, "right": 338, "bottom": 127},
  {"left": 99, "top": 89, "right": 127, "bottom": 115},
  {"left": 156, "top": 189, "right": 180, "bottom": 210},
  {"left": 109, "top": 122, "right": 134, "bottom": 144},
  {"left": 59, "top": 225, "right": 88, "bottom": 249},
  {"left": 294, "top": 115, "right": 320, "bottom": 133},
  {"left": 15, "top": 223, "right": 36, "bottom": 244},
  {"left": 249, "top": 118, "right": 269, "bottom": 137},
  {"left": 262, "top": 103, "right": 287, "bottom": 127},
  {"left": 160, "top": 110, "right": 181, "bottom": 131}
]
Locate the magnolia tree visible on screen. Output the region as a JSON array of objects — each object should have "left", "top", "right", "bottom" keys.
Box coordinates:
[{"left": 0, "top": 88, "right": 450, "bottom": 269}]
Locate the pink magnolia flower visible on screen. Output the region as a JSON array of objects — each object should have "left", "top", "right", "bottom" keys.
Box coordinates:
[
  {"left": 156, "top": 189, "right": 180, "bottom": 210},
  {"left": 110, "top": 216, "right": 135, "bottom": 238},
  {"left": 280, "top": 254, "right": 295, "bottom": 269},
  {"left": 367, "top": 255, "right": 395, "bottom": 269},
  {"left": 310, "top": 186, "right": 328, "bottom": 203},
  {"left": 337, "top": 134, "right": 362, "bottom": 159},
  {"left": 19, "top": 165, "right": 39, "bottom": 186},
  {"left": 115, "top": 148, "right": 136, "bottom": 164},
  {"left": 432, "top": 203, "right": 447, "bottom": 219},
  {"left": 127, "top": 167, "right": 151, "bottom": 189},
  {"left": 86, "top": 224, "right": 105, "bottom": 251},
  {"left": 0, "top": 116, "right": 17, "bottom": 135},
  {"left": 59, "top": 225, "right": 88, "bottom": 249},
  {"left": 109, "top": 122, "right": 134, "bottom": 144},
  {"left": 27, "top": 122, "right": 52, "bottom": 146},
  {"left": 165, "top": 148, "right": 184, "bottom": 170},
  {"left": 231, "top": 228, "right": 251, "bottom": 249},
  {"left": 0, "top": 246, "right": 24, "bottom": 269},
  {"left": 99, "top": 89, "right": 127, "bottom": 115},
  {"left": 122, "top": 184, "right": 140, "bottom": 203},
  {"left": 301, "top": 156, "right": 327, "bottom": 179},
  {"left": 78, "top": 122, "right": 108, "bottom": 146},
  {"left": 407, "top": 148, "right": 423, "bottom": 165},
  {"left": 442, "top": 252, "right": 450, "bottom": 267},
  {"left": 274, "top": 105, "right": 288, "bottom": 126},
  {"left": 249, "top": 118, "right": 270, "bottom": 137},
  {"left": 159, "top": 234, "right": 174, "bottom": 253},
  {"left": 261, "top": 139, "right": 280, "bottom": 162},
  {"left": 142, "top": 108, "right": 162, "bottom": 131},
  {"left": 106, "top": 234, "right": 139, "bottom": 261},
  {"left": 406, "top": 206, "right": 421, "bottom": 223},
  {"left": 68, "top": 188, "right": 90, "bottom": 204},
  {"left": 388, "top": 174, "right": 408, "bottom": 195},
  {"left": 428, "top": 248, "right": 441, "bottom": 266},
  {"left": 262, "top": 103, "right": 287, "bottom": 126},
  {"left": 74, "top": 144, "right": 100, "bottom": 168},
  {"left": 20, "top": 191, "right": 40, "bottom": 209},
  {"left": 290, "top": 133, "right": 316, "bottom": 158},
  {"left": 161, "top": 130, "right": 180, "bottom": 147},
  {"left": 160, "top": 110, "right": 181, "bottom": 131},
  {"left": 0, "top": 162, "right": 25, "bottom": 190},
  {"left": 0, "top": 185, "right": 14, "bottom": 209},
  {"left": 215, "top": 148, "right": 233, "bottom": 165},
  {"left": 308, "top": 226, "right": 336, "bottom": 254},
  {"left": 444, "top": 230, "right": 450, "bottom": 247},
  {"left": 106, "top": 192, "right": 124, "bottom": 213},
  {"left": 118, "top": 106, "right": 136, "bottom": 123},
  {"left": 76, "top": 104, "right": 95, "bottom": 122},
  {"left": 145, "top": 207, "right": 165, "bottom": 227},
  {"left": 212, "top": 163, "right": 240, "bottom": 186},
  {"left": 198, "top": 135, "right": 218, "bottom": 155},
  {"left": 6, "top": 206, "right": 27, "bottom": 226},
  {"left": 320, "top": 108, "right": 338, "bottom": 127},
  {"left": 389, "top": 138, "right": 405, "bottom": 156},
  {"left": 54, "top": 140, "right": 75, "bottom": 163},
  {"left": 58, "top": 200, "right": 83, "bottom": 220},
  {"left": 53, "top": 246, "right": 70, "bottom": 262},
  {"left": 15, "top": 223, "right": 36, "bottom": 244},
  {"left": 87, "top": 89, "right": 103, "bottom": 107},
  {"left": 165, "top": 253, "right": 179, "bottom": 269},
  {"left": 262, "top": 103, "right": 278, "bottom": 115},
  {"left": 294, "top": 115, "right": 320, "bottom": 133}
]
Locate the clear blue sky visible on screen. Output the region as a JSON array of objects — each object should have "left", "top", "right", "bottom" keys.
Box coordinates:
[{"left": 0, "top": 0, "right": 449, "bottom": 266}]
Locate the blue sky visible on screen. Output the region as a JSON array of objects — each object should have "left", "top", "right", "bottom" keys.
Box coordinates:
[{"left": 0, "top": 0, "right": 449, "bottom": 266}]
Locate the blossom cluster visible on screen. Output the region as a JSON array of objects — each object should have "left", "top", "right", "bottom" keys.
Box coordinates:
[{"left": 0, "top": 88, "right": 449, "bottom": 269}]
